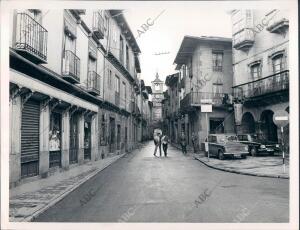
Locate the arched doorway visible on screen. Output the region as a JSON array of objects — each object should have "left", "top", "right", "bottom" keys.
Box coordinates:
[
  {"left": 260, "top": 110, "right": 278, "bottom": 142},
  {"left": 241, "top": 112, "right": 256, "bottom": 134}
]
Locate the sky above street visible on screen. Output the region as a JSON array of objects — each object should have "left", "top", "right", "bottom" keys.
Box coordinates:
[{"left": 124, "top": 7, "right": 232, "bottom": 87}]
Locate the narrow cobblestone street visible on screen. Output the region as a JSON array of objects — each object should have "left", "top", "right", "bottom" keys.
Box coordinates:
[{"left": 35, "top": 141, "right": 289, "bottom": 222}]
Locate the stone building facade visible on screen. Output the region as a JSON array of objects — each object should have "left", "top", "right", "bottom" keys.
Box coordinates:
[
  {"left": 231, "top": 10, "right": 289, "bottom": 151},
  {"left": 174, "top": 36, "right": 234, "bottom": 148},
  {"left": 9, "top": 9, "right": 142, "bottom": 187}
]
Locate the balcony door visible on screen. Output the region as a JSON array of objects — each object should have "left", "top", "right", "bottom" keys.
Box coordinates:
[
  {"left": 88, "top": 57, "right": 98, "bottom": 90},
  {"left": 250, "top": 63, "right": 262, "bottom": 96},
  {"left": 272, "top": 53, "right": 286, "bottom": 90}
]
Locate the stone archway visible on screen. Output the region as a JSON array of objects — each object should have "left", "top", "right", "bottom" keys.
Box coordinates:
[
  {"left": 259, "top": 110, "right": 278, "bottom": 142},
  {"left": 241, "top": 112, "right": 256, "bottom": 134}
]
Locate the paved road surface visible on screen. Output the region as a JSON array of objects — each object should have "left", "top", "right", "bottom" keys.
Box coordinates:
[{"left": 35, "top": 142, "right": 289, "bottom": 222}]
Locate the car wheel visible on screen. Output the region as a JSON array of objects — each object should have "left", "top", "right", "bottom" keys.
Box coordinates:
[
  {"left": 218, "top": 149, "right": 224, "bottom": 160},
  {"left": 250, "top": 147, "right": 257, "bottom": 157},
  {"left": 241, "top": 155, "right": 247, "bottom": 159}
]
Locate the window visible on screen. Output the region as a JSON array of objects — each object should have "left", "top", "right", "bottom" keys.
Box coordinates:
[
  {"left": 122, "top": 81, "right": 126, "bottom": 105},
  {"left": 108, "top": 69, "right": 112, "bottom": 88},
  {"left": 100, "top": 114, "right": 107, "bottom": 146},
  {"left": 212, "top": 51, "right": 223, "bottom": 72},
  {"left": 120, "top": 36, "right": 124, "bottom": 64},
  {"left": 88, "top": 57, "right": 96, "bottom": 72},
  {"left": 27, "top": 9, "right": 42, "bottom": 24},
  {"left": 126, "top": 45, "right": 129, "bottom": 70},
  {"left": 211, "top": 136, "right": 217, "bottom": 143},
  {"left": 250, "top": 63, "right": 261, "bottom": 79},
  {"left": 112, "top": 23, "right": 117, "bottom": 43},
  {"left": 213, "top": 82, "right": 223, "bottom": 96},
  {"left": 63, "top": 32, "right": 76, "bottom": 53},
  {"left": 272, "top": 54, "right": 285, "bottom": 73},
  {"left": 104, "top": 14, "right": 109, "bottom": 36},
  {"left": 115, "top": 75, "right": 120, "bottom": 93}
]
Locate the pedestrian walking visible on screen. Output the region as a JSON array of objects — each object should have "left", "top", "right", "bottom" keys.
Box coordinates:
[
  {"left": 191, "top": 132, "right": 198, "bottom": 153},
  {"left": 161, "top": 134, "right": 169, "bottom": 157},
  {"left": 180, "top": 132, "right": 187, "bottom": 155},
  {"left": 153, "top": 133, "right": 162, "bottom": 157}
]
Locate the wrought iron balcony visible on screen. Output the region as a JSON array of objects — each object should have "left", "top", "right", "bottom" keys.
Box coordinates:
[
  {"left": 233, "top": 28, "right": 254, "bottom": 51},
  {"left": 14, "top": 12, "right": 48, "bottom": 64},
  {"left": 87, "top": 71, "right": 100, "bottom": 95},
  {"left": 62, "top": 50, "right": 80, "bottom": 83},
  {"left": 233, "top": 70, "right": 289, "bottom": 101},
  {"left": 92, "top": 11, "right": 105, "bottom": 39},
  {"left": 180, "top": 92, "right": 232, "bottom": 112}
]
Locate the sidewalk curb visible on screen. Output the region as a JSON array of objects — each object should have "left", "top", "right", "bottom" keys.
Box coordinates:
[
  {"left": 23, "top": 154, "right": 126, "bottom": 222},
  {"left": 194, "top": 156, "right": 289, "bottom": 179}
]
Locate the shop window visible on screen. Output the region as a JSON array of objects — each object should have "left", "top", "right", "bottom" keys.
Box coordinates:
[{"left": 49, "top": 112, "right": 62, "bottom": 168}]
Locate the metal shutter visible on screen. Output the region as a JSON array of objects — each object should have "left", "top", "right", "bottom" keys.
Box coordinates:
[{"left": 21, "top": 99, "right": 40, "bottom": 178}]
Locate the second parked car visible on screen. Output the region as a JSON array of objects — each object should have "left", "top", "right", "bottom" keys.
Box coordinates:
[{"left": 236, "top": 134, "right": 281, "bottom": 156}]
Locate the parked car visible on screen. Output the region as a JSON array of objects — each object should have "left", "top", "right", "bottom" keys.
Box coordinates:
[
  {"left": 236, "top": 134, "right": 281, "bottom": 156},
  {"left": 204, "top": 134, "right": 248, "bottom": 160}
]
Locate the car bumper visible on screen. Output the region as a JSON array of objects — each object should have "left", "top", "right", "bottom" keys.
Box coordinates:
[
  {"left": 258, "top": 148, "right": 275, "bottom": 153},
  {"left": 224, "top": 152, "right": 248, "bottom": 157}
]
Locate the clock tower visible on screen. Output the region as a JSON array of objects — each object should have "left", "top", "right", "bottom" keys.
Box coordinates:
[{"left": 151, "top": 72, "right": 164, "bottom": 122}]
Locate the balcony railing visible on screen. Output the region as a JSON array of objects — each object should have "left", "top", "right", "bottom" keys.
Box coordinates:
[
  {"left": 233, "top": 70, "right": 289, "bottom": 99},
  {"left": 62, "top": 50, "right": 80, "bottom": 83},
  {"left": 233, "top": 28, "right": 254, "bottom": 51},
  {"left": 180, "top": 92, "right": 231, "bottom": 110},
  {"left": 87, "top": 71, "right": 100, "bottom": 95},
  {"left": 14, "top": 12, "right": 48, "bottom": 64},
  {"left": 92, "top": 11, "right": 105, "bottom": 39}
]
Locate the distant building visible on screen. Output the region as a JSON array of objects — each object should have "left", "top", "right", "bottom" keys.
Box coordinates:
[
  {"left": 151, "top": 73, "right": 164, "bottom": 126},
  {"left": 174, "top": 36, "right": 234, "bottom": 148},
  {"left": 231, "top": 10, "right": 289, "bottom": 151},
  {"left": 164, "top": 73, "right": 182, "bottom": 143}
]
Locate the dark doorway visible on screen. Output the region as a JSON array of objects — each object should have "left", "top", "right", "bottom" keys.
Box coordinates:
[
  {"left": 210, "top": 118, "right": 225, "bottom": 134},
  {"left": 84, "top": 119, "right": 91, "bottom": 160},
  {"left": 69, "top": 114, "right": 78, "bottom": 164},
  {"left": 125, "top": 126, "right": 128, "bottom": 152},
  {"left": 241, "top": 112, "right": 255, "bottom": 134},
  {"left": 117, "top": 124, "right": 121, "bottom": 150},
  {"left": 260, "top": 110, "right": 278, "bottom": 142},
  {"left": 49, "top": 111, "right": 62, "bottom": 168},
  {"left": 109, "top": 117, "right": 115, "bottom": 153}
]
